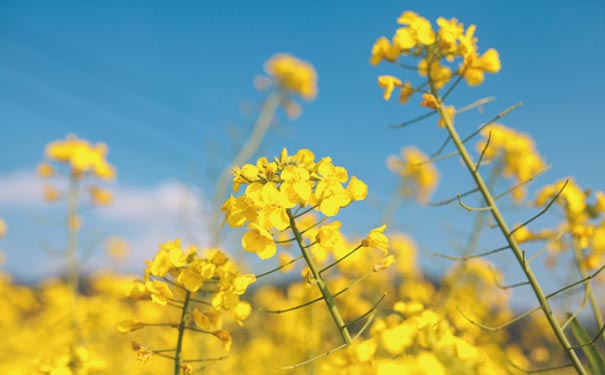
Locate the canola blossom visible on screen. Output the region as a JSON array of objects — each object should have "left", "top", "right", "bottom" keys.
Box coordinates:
[
  {"left": 222, "top": 148, "right": 368, "bottom": 259},
  {"left": 1, "top": 8, "right": 603, "bottom": 375},
  {"left": 371, "top": 10, "right": 501, "bottom": 104}
]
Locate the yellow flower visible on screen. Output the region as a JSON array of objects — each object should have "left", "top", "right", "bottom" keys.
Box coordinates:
[
  {"left": 233, "top": 274, "right": 257, "bottom": 295},
  {"left": 347, "top": 176, "right": 368, "bottom": 202},
  {"left": 37, "top": 162, "right": 54, "bottom": 178},
  {"left": 394, "top": 11, "right": 436, "bottom": 49},
  {"left": 43, "top": 184, "right": 61, "bottom": 202},
  {"left": 370, "top": 36, "right": 400, "bottom": 65},
  {"left": 478, "top": 124, "right": 546, "bottom": 202},
  {"left": 264, "top": 53, "right": 317, "bottom": 100},
  {"left": 461, "top": 48, "right": 501, "bottom": 86},
  {"left": 386, "top": 147, "right": 440, "bottom": 203},
  {"left": 89, "top": 185, "right": 113, "bottom": 206},
  {"left": 146, "top": 280, "right": 173, "bottom": 306},
  {"left": 104, "top": 236, "right": 130, "bottom": 259},
  {"left": 280, "top": 165, "right": 313, "bottom": 202},
  {"left": 418, "top": 60, "right": 452, "bottom": 89},
  {"left": 149, "top": 239, "right": 188, "bottom": 277},
  {"left": 437, "top": 17, "right": 464, "bottom": 53},
  {"left": 316, "top": 221, "right": 343, "bottom": 250},
  {"left": 378, "top": 75, "right": 403, "bottom": 101},
  {"left": 242, "top": 223, "right": 276, "bottom": 259},
  {"left": 374, "top": 254, "right": 395, "bottom": 271},
  {"left": 419, "top": 93, "right": 439, "bottom": 109},
  {"left": 132, "top": 343, "right": 152, "bottom": 363},
  {"left": 234, "top": 301, "right": 252, "bottom": 326},
  {"left": 399, "top": 82, "right": 414, "bottom": 104},
  {"left": 0, "top": 218, "right": 5, "bottom": 239},
  {"left": 45, "top": 134, "right": 116, "bottom": 180},
  {"left": 117, "top": 319, "right": 145, "bottom": 333},
  {"left": 213, "top": 330, "right": 233, "bottom": 352},
  {"left": 192, "top": 308, "right": 211, "bottom": 330},
  {"left": 362, "top": 224, "right": 389, "bottom": 254}
]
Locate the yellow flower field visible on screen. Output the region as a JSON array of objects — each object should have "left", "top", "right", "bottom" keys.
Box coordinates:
[{"left": 1, "top": 7, "right": 604, "bottom": 375}]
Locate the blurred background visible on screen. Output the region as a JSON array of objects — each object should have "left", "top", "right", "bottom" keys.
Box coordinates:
[{"left": 0, "top": 0, "right": 604, "bottom": 292}]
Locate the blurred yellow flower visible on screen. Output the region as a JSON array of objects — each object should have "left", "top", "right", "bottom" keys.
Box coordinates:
[
  {"left": 264, "top": 53, "right": 317, "bottom": 100},
  {"left": 387, "top": 147, "right": 440, "bottom": 203}
]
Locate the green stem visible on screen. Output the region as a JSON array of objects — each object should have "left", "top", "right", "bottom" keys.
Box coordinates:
[
  {"left": 439, "top": 162, "right": 502, "bottom": 304},
  {"left": 174, "top": 291, "right": 192, "bottom": 375},
  {"left": 286, "top": 209, "right": 352, "bottom": 345},
  {"left": 66, "top": 175, "right": 80, "bottom": 339},
  {"left": 430, "top": 85, "right": 588, "bottom": 375},
  {"left": 210, "top": 91, "right": 283, "bottom": 245},
  {"left": 573, "top": 238, "right": 605, "bottom": 347}
]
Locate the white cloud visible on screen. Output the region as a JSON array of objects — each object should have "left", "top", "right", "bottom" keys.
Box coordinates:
[
  {"left": 0, "top": 170, "right": 210, "bottom": 276},
  {"left": 0, "top": 170, "right": 46, "bottom": 206},
  {"left": 102, "top": 181, "right": 204, "bottom": 225}
]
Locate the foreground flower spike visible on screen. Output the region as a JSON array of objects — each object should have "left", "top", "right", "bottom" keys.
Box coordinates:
[
  {"left": 375, "top": 10, "right": 600, "bottom": 375},
  {"left": 123, "top": 239, "right": 254, "bottom": 374},
  {"left": 223, "top": 148, "right": 368, "bottom": 259},
  {"left": 223, "top": 147, "right": 390, "bottom": 358}
]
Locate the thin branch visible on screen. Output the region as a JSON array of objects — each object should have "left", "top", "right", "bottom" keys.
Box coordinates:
[
  {"left": 343, "top": 293, "right": 387, "bottom": 328},
  {"left": 457, "top": 193, "right": 492, "bottom": 211},
  {"left": 429, "top": 187, "right": 480, "bottom": 207},
  {"left": 456, "top": 97, "right": 496, "bottom": 114},
  {"left": 261, "top": 270, "right": 373, "bottom": 314},
  {"left": 460, "top": 102, "right": 523, "bottom": 145},
  {"left": 508, "top": 180, "right": 569, "bottom": 238},
  {"left": 319, "top": 244, "right": 363, "bottom": 274},
  {"left": 488, "top": 264, "right": 530, "bottom": 289},
  {"left": 505, "top": 358, "right": 573, "bottom": 374},
  {"left": 255, "top": 255, "right": 304, "bottom": 279},
  {"left": 545, "top": 263, "right": 605, "bottom": 300},
  {"left": 492, "top": 167, "right": 551, "bottom": 201},
  {"left": 457, "top": 305, "right": 540, "bottom": 331},
  {"left": 474, "top": 130, "right": 491, "bottom": 172},
  {"left": 433, "top": 245, "right": 510, "bottom": 261},
  {"left": 389, "top": 111, "right": 437, "bottom": 129}
]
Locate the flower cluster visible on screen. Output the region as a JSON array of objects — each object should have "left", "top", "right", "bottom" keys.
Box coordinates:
[
  {"left": 386, "top": 146, "right": 440, "bottom": 203},
  {"left": 263, "top": 53, "right": 318, "bottom": 101},
  {"left": 138, "top": 238, "right": 254, "bottom": 325},
  {"left": 371, "top": 10, "right": 501, "bottom": 105},
  {"left": 38, "top": 134, "right": 115, "bottom": 206},
  {"left": 222, "top": 148, "right": 368, "bottom": 259},
  {"left": 476, "top": 124, "right": 547, "bottom": 202},
  {"left": 120, "top": 239, "right": 255, "bottom": 370},
  {"left": 39, "top": 134, "right": 115, "bottom": 181}
]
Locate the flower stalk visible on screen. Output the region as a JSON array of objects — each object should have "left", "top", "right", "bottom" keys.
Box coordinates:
[
  {"left": 430, "top": 83, "right": 588, "bottom": 375},
  {"left": 286, "top": 209, "right": 352, "bottom": 345}
]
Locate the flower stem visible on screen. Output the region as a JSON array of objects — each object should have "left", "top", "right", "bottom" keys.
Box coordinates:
[
  {"left": 286, "top": 209, "right": 352, "bottom": 345},
  {"left": 66, "top": 175, "right": 80, "bottom": 340},
  {"left": 573, "top": 239, "right": 605, "bottom": 347},
  {"left": 210, "top": 91, "right": 283, "bottom": 245},
  {"left": 174, "top": 291, "right": 192, "bottom": 375},
  {"left": 430, "top": 84, "right": 588, "bottom": 375}
]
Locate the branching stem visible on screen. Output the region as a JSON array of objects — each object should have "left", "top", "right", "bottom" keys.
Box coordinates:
[
  {"left": 429, "top": 83, "right": 588, "bottom": 375},
  {"left": 286, "top": 209, "right": 352, "bottom": 345}
]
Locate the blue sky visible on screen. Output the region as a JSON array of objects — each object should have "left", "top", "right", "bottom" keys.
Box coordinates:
[{"left": 1, "top": 1, "right": 604, "bottom": 287}]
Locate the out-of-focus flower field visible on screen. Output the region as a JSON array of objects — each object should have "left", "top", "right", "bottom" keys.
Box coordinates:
[{"left": 1, "top": 9, "right": 604, "bottom": 375}]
